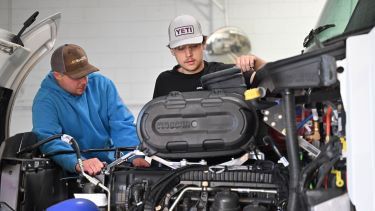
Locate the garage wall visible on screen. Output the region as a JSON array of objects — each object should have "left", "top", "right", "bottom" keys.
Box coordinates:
[
  {"left": 0, "top": 0, "right": 10, "bottom": 30},
  {"left": 3, "top": 0, "right": 326, "bottom": 135}
]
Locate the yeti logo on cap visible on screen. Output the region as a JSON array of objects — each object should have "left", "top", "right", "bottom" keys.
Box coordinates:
[{"left": 174, "top": 25, "right": 194, "bottom": 37}]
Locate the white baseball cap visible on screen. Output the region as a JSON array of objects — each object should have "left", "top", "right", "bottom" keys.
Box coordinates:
[{"left": 168, "top": 15, "right": 204, "bottom": 48}]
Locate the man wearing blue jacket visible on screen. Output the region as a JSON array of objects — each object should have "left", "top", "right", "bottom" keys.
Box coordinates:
[{"left": 32, "top": 44, "right": 149, "bottom": 175}]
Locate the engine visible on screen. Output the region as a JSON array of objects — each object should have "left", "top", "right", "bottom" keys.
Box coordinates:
[
  {"left": 103, "top": 55, "right": 346, "bottom": 211},
  {"left": 109, "top": 162, "right": 288, "bottom": 211}
]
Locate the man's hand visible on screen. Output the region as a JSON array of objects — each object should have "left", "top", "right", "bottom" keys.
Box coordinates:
[
  {"left": 132, "top": 157, "right": 150, "bottom": 168},
  {"left": 75, "top": 158, "right": 104, "bottom": 176},
  {"left": 235, "top": 55, "right": 266, "bottom": 72}
]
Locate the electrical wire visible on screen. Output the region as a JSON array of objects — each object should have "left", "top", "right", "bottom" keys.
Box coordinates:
[
  {"left": 16, "top": 133, "right": 63, "bottom": 156},
  {"left": 297, "top": 114, "right": 313, "bottom": 130},
  {"left": 325, "top": 106, "right": 332, "bottom": 143}
]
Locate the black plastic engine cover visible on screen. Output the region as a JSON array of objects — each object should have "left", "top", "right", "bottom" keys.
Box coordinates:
[{"left": 137, "top": 90, "right": 258, "bottom": 159}]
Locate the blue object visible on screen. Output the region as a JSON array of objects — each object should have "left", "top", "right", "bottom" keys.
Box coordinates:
[
  {"left": 297, "top": 114, "right": 313, "bottom": 130},
  {"left": 47, "top": 198, "right": 99, "bottom": 211}
]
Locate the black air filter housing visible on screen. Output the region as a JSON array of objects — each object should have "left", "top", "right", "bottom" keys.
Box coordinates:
[
  {"left": 201, "top": 67, "right": 247, "bottom": 95},
  {"left": 137, "top": 90, "right": 258, "bottom": 159}
]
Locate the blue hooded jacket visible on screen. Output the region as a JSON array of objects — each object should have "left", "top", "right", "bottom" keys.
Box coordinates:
[{"left": 32, "top": 72, "right": 140, "bottom": 172}]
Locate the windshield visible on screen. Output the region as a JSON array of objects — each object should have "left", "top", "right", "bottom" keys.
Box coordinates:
[
  {"left": 314, "top": 0, "right": 358, "bottom": 43},
  {"left": 344, "top": 0, "right": 375, "bottom": 33}
]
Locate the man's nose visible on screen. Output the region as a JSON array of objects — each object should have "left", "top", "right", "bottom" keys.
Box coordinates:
[
  {"left": 184, "top": 46, "right": 193, "bottom": 57},
  {"left": 79, "top": 76, "right": 88, "bottom": 84}
]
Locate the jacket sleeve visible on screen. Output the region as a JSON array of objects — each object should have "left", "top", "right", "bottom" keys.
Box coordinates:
[
  {"left": 32, "top": 99, "right": 85, "bottom": 173},
  {"left": 106, "top": 79, "right": 140, "bottom": 150}
]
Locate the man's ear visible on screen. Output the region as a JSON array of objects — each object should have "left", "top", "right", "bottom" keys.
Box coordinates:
[
  {"left": 202, "top": 36, "right": 207, "bottom": 50},
  {"left": 53, "top": 71, "right": 63, "bottom": 80},
  {"left": 170, "top": 49, "right": 175, "bottom": 56}
]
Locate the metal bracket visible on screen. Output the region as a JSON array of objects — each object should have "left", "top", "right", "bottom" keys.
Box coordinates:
[
  {"left": 149, "top": 155, "right": 207, "bottom": 169},
  {"left": 104, "top": 150, "right": 145, "bottom": 174}
]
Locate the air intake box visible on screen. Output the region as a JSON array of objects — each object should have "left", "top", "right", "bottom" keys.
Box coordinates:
[
  {"left": 200, "top": 67, "right": 247, "bottom": 95},
  {"left": 137, "top": 90, "right": 258, "bottom": 159}
]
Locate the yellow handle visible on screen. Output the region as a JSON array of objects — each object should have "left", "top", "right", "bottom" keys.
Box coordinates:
[
  {"left": 331, "top": 170, "right": 344, "bottom": 187},
  {"left": 244, "top": 88, "right": 262, "bottom": 100}
]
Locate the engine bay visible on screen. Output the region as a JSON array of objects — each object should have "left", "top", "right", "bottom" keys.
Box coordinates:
[{"left": 0, "top": 53, "right": 349, "bottom": 210}]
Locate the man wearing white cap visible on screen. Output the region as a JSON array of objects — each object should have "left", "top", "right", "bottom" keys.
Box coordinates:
[{"left": 153, "top": 14, "right": 266, "bottom": 98}]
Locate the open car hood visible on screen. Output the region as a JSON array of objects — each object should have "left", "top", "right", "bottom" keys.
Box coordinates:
[{"left": 0, "top": 13, "right": 61, "bottom": 144}]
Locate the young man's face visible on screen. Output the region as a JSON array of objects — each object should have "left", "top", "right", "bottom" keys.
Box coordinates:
[
  {"left": 171, "top": 43, "right": 205, "bottom": 74},
  {"left": 53, "top": 72, "right": 88, "bottom": 96}
]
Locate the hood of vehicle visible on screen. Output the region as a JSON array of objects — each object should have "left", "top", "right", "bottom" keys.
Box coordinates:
[{"left": 0, "top": 13, "right": 61, "bottom": 144}]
